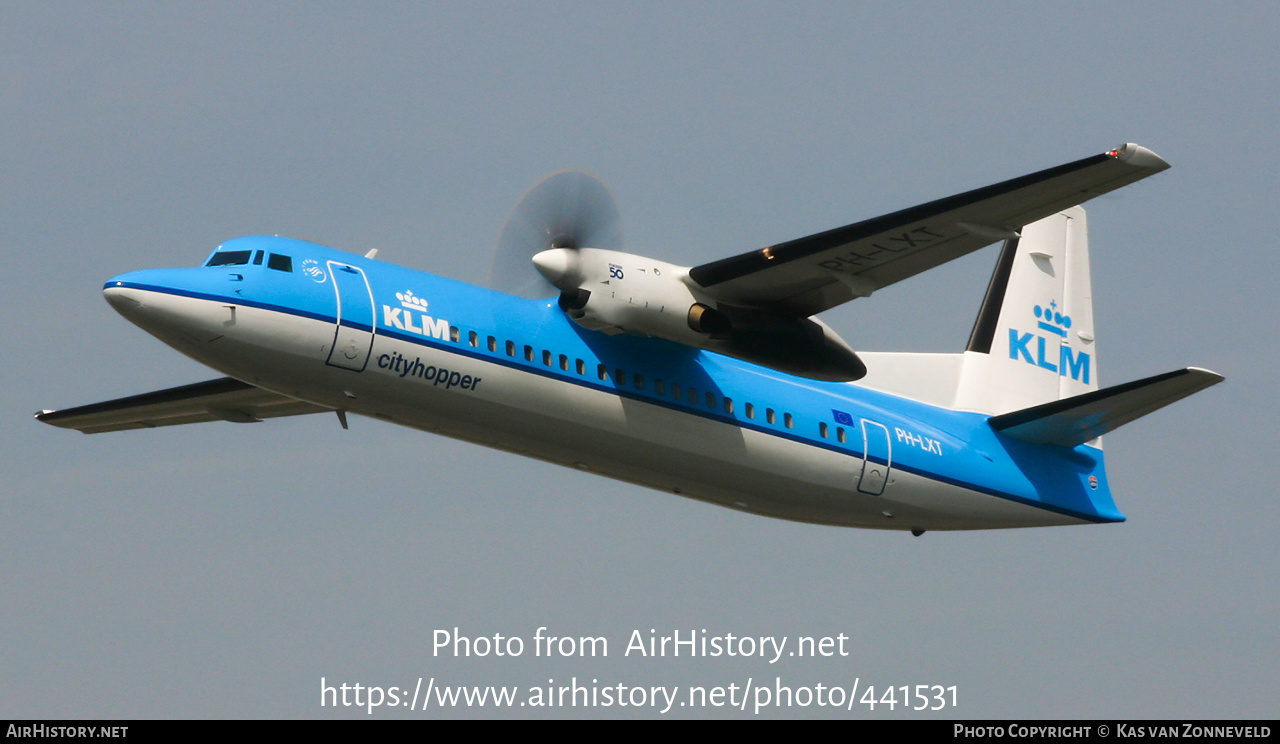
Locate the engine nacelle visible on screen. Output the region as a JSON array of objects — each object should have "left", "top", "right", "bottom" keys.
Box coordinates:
[
  {"left": 535, "top": 247, "right": 717, "bottom": 343},
  {"left": 533, "top": 247, "right": 866, "bottom": 380}
]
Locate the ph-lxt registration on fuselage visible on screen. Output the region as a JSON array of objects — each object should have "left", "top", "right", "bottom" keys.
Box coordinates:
[{"left": 38, "top": 144, "right": 1222, "bottom": 534}]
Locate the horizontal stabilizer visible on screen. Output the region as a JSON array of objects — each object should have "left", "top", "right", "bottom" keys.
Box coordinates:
[
  {"left": 36, "top": 377, "right": 330, "bottom": 434},
  {"left": 988, "top": 367, "right": 1223, "bottom": 447}
]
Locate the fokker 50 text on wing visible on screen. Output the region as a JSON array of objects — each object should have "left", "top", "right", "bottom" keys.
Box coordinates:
[{"left": 38, "top": 144, "right": 1222, "bottom": 534}]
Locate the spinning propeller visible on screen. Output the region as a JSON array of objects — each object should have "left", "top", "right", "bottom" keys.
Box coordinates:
[
  {"left": 488, "top": 169, "right": 624, "bottom": 299},
  {"left": 486, "top": 168, "right": 865, "bottom": 380}
]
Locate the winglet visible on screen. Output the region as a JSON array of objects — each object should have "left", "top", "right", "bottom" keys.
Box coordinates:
[{"left": 988, "top": 367, "right": 1223, "bottom": 447}]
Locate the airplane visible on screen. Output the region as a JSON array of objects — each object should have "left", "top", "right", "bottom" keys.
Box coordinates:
[{"left": 36, "top": 143, "right": 1223, "bottom": 534}]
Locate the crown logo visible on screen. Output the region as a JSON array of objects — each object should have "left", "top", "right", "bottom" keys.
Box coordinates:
[
  {"left": 1033, "top": 300, "right": 1071, "bottom": 338},
  {"left": 397, "top": 290, "right": 428, "bottom": 312}
]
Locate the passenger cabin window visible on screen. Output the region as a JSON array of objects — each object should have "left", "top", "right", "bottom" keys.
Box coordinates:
[
  {"left": 267, "top": 254, "right": 293, "bottom": 272},
  {"left": 205, "top": 250, "right": 252, "bottom": 267},
  {"left": 784, "top": 413, "right": 794, "bottom": 429}
]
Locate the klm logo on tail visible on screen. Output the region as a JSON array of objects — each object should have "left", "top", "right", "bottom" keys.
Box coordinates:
[{"left": 1009, "top": 301, "right": 1090, "bottom": 383}]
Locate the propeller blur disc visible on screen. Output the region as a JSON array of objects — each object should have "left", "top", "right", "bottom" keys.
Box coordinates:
[{"left": 489, "top": 169, "right": 623, "bottom": 298}]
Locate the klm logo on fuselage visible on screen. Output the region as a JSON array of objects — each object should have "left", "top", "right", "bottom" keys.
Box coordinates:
[
  {"left": 383, "top": 290, "right": 450, "bottom": 340},
  {"left": 1008, "top": 300, "right": 1090, "bottom": 384}
]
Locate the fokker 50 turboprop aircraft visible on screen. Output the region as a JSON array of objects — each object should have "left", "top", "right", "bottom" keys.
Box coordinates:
[{"left": 38, "top": 144, "right": 1222, "bottom": 533}]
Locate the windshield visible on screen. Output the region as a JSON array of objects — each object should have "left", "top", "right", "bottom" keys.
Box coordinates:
[{"left": 205, "top": 250, "right": 252, "bottom": 267}]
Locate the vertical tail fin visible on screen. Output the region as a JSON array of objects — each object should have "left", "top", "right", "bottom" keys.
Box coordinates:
[{"left": 954, "top": 206, "right": 1098, "bottom": 415}]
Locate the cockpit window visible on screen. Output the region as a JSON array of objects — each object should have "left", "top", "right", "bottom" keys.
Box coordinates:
[
  {"left": 267, "top": 254, "right": 293, "bottom": 272},
  {"left": 205, "top": 250, "right": 253, "bottom": 267}
]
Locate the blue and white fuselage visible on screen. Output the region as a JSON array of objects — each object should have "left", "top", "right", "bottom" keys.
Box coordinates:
[
  {"left": 102, "top": 236, "right": 1118, "bottom": 531},
  {"left": 43, "top": 146, "right": 1221, "bottom": 533}
]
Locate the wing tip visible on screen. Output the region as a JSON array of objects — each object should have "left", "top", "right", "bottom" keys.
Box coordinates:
[
  {"left": 1110, "top": 142, "right": 1170, "bottom": 172},
  {"left": 34, "top": 408, "right": 96, "bottom": 433},
  {"left": 1184, "top": 366, "right": 1225, "bottom": 386}
]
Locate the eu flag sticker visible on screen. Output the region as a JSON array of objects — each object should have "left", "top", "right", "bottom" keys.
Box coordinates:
[{"left": 832, "top": 410, "right": 854, "bottom": 426}]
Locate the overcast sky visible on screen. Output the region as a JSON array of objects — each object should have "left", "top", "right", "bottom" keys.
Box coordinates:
[{"left": 4, "top": 2, "right": 1277, "bottom": 718}]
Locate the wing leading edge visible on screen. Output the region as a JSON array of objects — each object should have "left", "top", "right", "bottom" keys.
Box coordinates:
[
  {"left": 35, "top": 377, "right": 331, "bottom": 434},
  {"left": 689, "top": 143, "right": 1170, "bottom": 316}
]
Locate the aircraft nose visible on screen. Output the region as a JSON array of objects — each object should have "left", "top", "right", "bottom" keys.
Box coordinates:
[
  {"left": 100, "top": 268, "right": 229, "bottom": 348},
  {"left": 103, "top": 275, "right": 147, "bottom": 316}
]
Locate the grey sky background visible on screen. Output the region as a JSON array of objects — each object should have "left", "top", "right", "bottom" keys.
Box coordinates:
[{"left": 4, "top": 2, "right": 1277, "bottom": 718}]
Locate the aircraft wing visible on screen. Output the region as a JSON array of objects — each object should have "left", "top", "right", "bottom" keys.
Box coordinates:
[
  {"left": 35, "top": 377, "right": 331, "bottom": 434},
  {"left": 688, "top": 143, "right": 1170, "bottom": 316}
]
